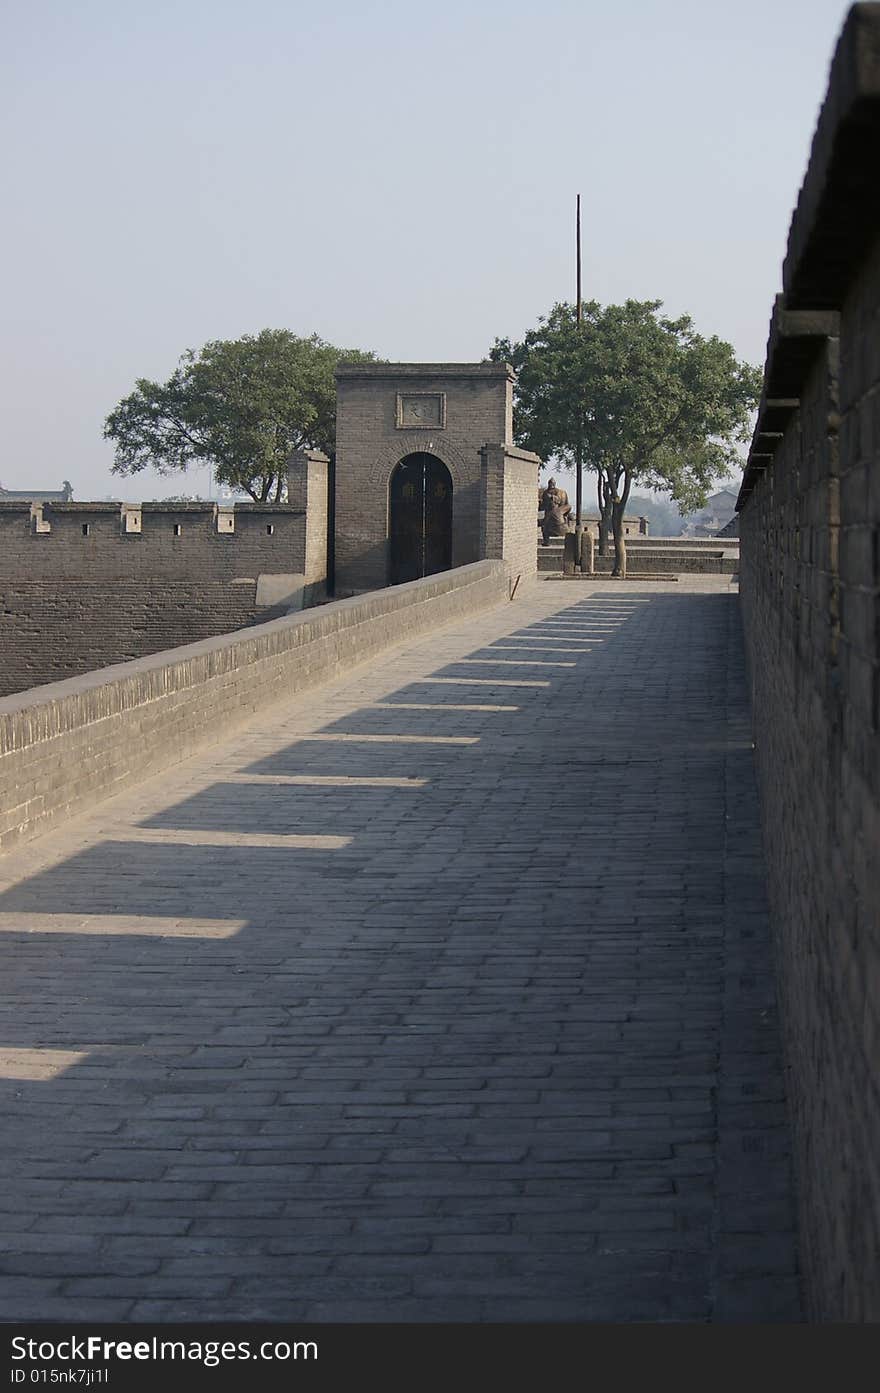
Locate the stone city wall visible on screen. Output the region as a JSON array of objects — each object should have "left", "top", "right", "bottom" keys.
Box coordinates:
[
  {"left": 736, "top": 2, "right": 880, "bottom": 1322},
  {"left": 0, "top": 500, "right": 324, "bottom": 697},
  {"left": 0, "top": 581, "right": 260, "bottom": 695}
]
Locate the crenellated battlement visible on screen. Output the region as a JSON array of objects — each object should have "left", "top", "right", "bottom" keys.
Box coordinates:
[{"left": 0, "top": 500, "right": 306, "bottom": 581}]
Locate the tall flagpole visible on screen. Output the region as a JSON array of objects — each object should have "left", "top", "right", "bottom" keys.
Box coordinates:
[
  {"left": 575, "top": 193, "right": 583, "bottom": 539},
  {"left": 576, "top": 192, "right": 582, "bottom": 321}
]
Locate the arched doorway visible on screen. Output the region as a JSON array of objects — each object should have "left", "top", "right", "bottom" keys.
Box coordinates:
[{"left": 388, "top": 454, "right": 453, "bottom": 585}]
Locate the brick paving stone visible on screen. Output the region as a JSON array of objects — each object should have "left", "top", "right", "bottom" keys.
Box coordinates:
[{"left": 0, "top": 577, "right": 802, "bottom": 1321}]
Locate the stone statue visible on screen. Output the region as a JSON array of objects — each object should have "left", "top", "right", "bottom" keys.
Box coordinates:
[{"left": 539, "top": 477, "right": 573, "bottom": 543}]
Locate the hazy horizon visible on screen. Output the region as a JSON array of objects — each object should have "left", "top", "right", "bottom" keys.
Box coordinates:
[{"left": 1, "top": 0, "right": 851, "bottom": 503}]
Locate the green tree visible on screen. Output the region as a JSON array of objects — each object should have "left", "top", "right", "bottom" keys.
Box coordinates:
[
  {"left": 104, "top": 330, "right": 377, "bottom": 502},
  {"left": 491, "top": 301, "right": 761, "bottom": 575}
]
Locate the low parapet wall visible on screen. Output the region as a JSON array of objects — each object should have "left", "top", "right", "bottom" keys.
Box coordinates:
[{"left": 0, "top": 560, "right": 509, "bottom": 854}]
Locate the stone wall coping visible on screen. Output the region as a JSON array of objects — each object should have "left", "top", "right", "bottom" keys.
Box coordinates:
[
  {"left": 737, "top": 297, "right": 842, "bottom": 511},
  {"left": 335, "top": 361, "right": 515, "bottom": 382},
  {"left": 783, "top": 2, "right": 880, "bottom": 308},
  {"left": 482, "top": 444, "right": 541, "bottom": 464},
  {"left": 287, "top": 448, "right": 330, "bottom": 464},
  {"left": 763, "top": 298, "right": 841, "bottom": 400}
]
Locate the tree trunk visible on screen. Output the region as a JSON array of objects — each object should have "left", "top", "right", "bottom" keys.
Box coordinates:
[
  {"left": 611, "top": 472, "right": 632, "bottom": 578},
  {"left": 611, "top": 501, "right": 627, "bottom": 578},
  {"left": 596, "top": 476, "right": 613, "bottom": 556}
]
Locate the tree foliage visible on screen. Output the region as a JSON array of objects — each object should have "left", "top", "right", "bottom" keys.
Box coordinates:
[
  {"left": 104, "top": 330, "right": 377, "bottom": 502},
  {"left": 491, "top": 301, "right": 761, "bottom": 571}
]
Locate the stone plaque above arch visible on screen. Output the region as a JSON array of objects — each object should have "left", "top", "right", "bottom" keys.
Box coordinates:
[{"left": 396, "top": 392, "right": 446, "bottom": 430}]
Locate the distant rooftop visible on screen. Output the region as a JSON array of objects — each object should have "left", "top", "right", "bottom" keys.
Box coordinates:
[{"left": 0, "top": 481, "right": 74, "bottom": 502}]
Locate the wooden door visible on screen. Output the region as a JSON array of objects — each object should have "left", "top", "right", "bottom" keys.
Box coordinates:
[{"left": 389, "top": 454, "right": 452, "bottom": 584}]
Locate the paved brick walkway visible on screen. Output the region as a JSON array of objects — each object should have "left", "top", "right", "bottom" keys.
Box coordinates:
[{"left": 0, "top": 577, "right": 801, "bottom": 1322}]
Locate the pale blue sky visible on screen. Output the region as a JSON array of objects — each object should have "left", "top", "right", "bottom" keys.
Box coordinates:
[{"left": 0, "top": 0, "right": 851, "bottom": 500}]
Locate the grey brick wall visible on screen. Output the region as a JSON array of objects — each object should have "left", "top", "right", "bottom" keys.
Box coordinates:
[
  {"left": 0, "top": 582, "right": 263, "bottom": 696},
  {"left": 736, "top": 3, "right": 880, "bottom": 1322},
  {"left": 480, "top": 444, "right": 540, "bottom": 590},
  {"left": 0, "top": 561, "right": 510, "bottom": 853},
  {"left": 591, "top": 550, "right": 738, "bottom": 574},
  {"left": 0, "top": 501, "right": 318, "bottom": 697}
]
